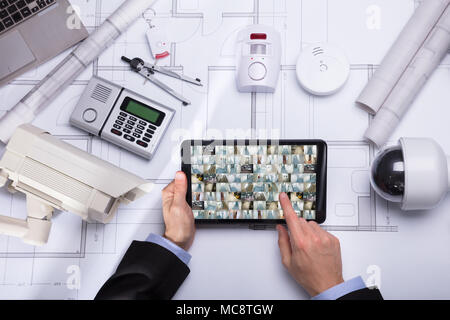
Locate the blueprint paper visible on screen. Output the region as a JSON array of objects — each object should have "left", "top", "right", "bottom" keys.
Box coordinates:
[
  {"left": 0, "top": 0, "right": 449, "bottom": 300},
  {"left": 365, "top": 4, "right": 450, "bottom": 146}
]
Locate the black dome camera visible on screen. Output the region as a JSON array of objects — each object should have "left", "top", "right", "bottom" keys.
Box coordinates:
[{"left": 370, "top": 145, "right": 405, "bottom": 203}]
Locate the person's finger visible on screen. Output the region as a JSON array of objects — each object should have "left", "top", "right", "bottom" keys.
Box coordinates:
[
  {"left": 306, "top": 221, "right": 325, "bottom": 243},
  {"left": 173, "top": 171, "right": 188, "bottom": 206},
  {"left": 277, "top": 225, "right": 292, "bottom": 268},
  {"left": 279, "top": 193, "right": 304, "bottom": 238},
  {"left": 308, "top": 221, "right": 323, "bottom": 234}
]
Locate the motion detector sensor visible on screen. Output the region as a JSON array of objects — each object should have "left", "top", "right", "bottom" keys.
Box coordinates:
[
  {"left": 370, "top": 137, "right": 450, "bottom": 211},
  {"left": 296, "top": 43, "right": 350, "bottom": 96}
]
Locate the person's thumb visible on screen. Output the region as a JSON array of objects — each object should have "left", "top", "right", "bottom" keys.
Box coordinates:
[
  {"left": 174, "top": 171, "right": 188, "bottom": 205},
  {"left": 277, "top": 225, "right": 292, "bottom": 268}
]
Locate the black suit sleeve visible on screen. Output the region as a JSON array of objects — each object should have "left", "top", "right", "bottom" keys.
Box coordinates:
[
  {"left": 95, "top": 241, "right": 190, "bottom": 300},
  {"left": 337, "top": 288, "right": 384, "bottom": 300}
]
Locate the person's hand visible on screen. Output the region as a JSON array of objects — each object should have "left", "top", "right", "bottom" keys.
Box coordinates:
[
  {"left": 161, "top": 171, "right": 195, "bottom": 251},
  {"left": 277, "top": 193, "right": 344, "bottom": 297}
]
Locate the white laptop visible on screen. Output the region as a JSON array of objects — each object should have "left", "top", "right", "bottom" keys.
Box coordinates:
[{"left": 0, "top": 0, "right": 88, "bottom": 87}]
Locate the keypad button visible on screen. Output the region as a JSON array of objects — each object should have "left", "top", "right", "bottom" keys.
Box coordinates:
[
  {"left": 129, "top": 116, "right": 137, "bottom": 121},
  {"left": 137, "top": 125, "right": 145, "bottom": 130},
  {"left": 113, "top": 124, "right": 121, "bottom": 130},
  {"left": 133, "top": 133, "right": 140, "bottom": 138},
  {"left": 119, "top": 112, "right": 127, "bottom": 117},
  {"left": 127, "top": 120, "right": 135, "bottom": 126},
  {"left": 118, "top": 116, "right": 126, "bottom": 121},
  {"left": 111, "top": 129, "right": 122, "bottom": 136},
  {"left": 143, "top": 137, "right": 151, "bottom": 143},
  {"left": 135, "top": 129, "right": 143, "bottom": 134},
  {"left": 124, "top": 134, "right": 135, "bottom": 142},
  {"left": 146, "top": 129, "right": 155, "bottom": 135},
  {"left": 137, "top": 140, "right": 148, "bottom": 148},
  {"left": 125, "top": 124, "right": 133, "bottom": 130},
  {"left": 139, "top": 120, "right": 146, "bottom": 126},
  {"left": 82, "top": 109, "right": 97, "bottom": 123},
  {"left": 115, "top": 120, "right": 123, "bottom": 126},
  {"left": 123, "top": 129, "right": 131, "bottom": 134},
  {"left": 148, "top": 124, "right": 157, "bottom": 130},
  {"left": 145, "top": 133, "right": 153, "bottom": 139}
]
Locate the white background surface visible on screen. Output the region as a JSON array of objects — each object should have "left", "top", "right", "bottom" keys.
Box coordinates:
[{"left": 0, "top": 0, "right": 449, "bottom": 299}]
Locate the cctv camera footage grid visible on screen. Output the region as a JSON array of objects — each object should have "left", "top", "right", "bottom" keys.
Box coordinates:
[{"left": 190, "top": 144, "right": 318, "bottom": 220}]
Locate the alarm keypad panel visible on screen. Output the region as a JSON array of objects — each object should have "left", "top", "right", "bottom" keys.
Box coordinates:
[
  {"left": 70, "top": 76, "right": 175, "bottom": 160},
  {"left": 104, "top": 95, "right": 166, "bottom": 153}
]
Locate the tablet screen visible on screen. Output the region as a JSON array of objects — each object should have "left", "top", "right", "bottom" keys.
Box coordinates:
[{"left": 186, "top": 143, "right": 322, "bottom": 221}]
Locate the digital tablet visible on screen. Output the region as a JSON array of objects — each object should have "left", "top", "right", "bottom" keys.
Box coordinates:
[{"left": 181, "top": 140, "right": 327, "bottom": 224}]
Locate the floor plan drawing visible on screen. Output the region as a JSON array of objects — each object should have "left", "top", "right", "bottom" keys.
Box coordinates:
[{"left": 0, "top": 0, "right": 449, "bottom": 299}]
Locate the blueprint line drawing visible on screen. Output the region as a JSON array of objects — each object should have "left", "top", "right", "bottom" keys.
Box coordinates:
[{"left": 0, "top": 0, "right": 449, "bottom": 299}]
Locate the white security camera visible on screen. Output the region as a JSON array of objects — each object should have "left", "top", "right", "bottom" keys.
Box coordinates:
[
  {"left": 370, "top": 137, "right": 450, "bottom": 211},
  {"left": 0, "top": 125, "right": 153, "bottom": 246}
]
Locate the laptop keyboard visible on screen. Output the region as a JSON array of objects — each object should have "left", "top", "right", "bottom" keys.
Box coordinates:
[{"left": 0, "top": 0, "right": 56, "bottom": 36}]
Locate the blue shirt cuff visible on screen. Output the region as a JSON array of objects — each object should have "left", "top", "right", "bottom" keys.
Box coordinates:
[
  {"left": 311, "top": 276, "right": 367, "bottom": 300},
  {"left": 145, "top": 233, "right": 192, "bottom": 265}
]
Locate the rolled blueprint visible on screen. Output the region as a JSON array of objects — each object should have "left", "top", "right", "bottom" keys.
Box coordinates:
[
  {"left": 365, "top": 5, "right": 450, "bottom": 147},
  {"left": 357, "top": 0, "right": 450, "bottom": 114},
  {"left": 0, "top": 0, "right": 158, "bottom": 144}
]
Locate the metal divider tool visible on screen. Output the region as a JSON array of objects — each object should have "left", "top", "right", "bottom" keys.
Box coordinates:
[{"left": 121, "top": 56, "right": 203, "bottom": 106}]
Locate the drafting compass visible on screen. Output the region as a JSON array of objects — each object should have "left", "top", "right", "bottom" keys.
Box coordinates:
[{"left": 121, "top": 56, "right": 202, "bottom": 106}]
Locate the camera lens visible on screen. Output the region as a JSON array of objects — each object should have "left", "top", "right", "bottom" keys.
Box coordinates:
[{"left": 370, "top": 146, "right": 405, "bottom": 203}]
